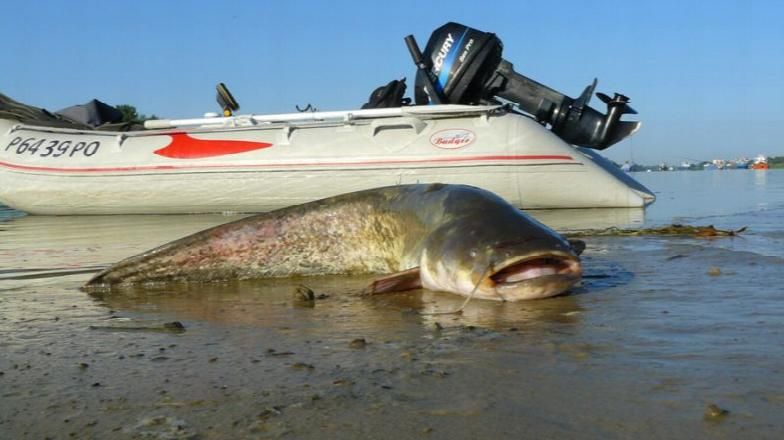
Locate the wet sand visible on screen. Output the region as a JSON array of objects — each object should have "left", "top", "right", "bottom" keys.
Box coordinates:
[{"left": 2, "top": 171, "right": 784, "bottom": 439}]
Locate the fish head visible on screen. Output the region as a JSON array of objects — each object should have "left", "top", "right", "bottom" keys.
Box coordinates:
[{"left": 420, "top": 214, "right": 582, "bottom": 301}]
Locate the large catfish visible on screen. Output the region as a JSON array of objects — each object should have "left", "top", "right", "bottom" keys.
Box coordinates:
[{"left": 85, "top": 184, "right": 582, "bottom": 301}]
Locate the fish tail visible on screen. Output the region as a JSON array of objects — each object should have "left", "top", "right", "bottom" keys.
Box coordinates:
[{"left": 84, "top": 253, "right": 156, "bottom": 287}]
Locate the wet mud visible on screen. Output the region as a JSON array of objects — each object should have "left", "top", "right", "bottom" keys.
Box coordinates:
[{"left": 2, "top": 171, "right": 784, "bottom": 439}]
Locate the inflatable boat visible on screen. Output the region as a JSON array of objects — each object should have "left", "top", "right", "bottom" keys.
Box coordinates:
[
  {"left": 0, "top": 22, "right": 654, "bottom": 215},
  {"left": 0, "top": 104, "right": 653, "bottom": 214}
]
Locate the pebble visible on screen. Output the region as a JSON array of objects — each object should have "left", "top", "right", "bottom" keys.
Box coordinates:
[
  {"left": 349, "top": 338, "right": 367, "bottom": 349},
  {"left": 291, "top": 362, "right": 315, "bottom": 370},
  {"left": 163, "top": 321, "right": 186, "bottom": 332},
  {"left": 293, "top": 285, "right": 316, "bottom": 307},
  {"left": 704, "top": 403, "right": 729, "bottom": 421}
]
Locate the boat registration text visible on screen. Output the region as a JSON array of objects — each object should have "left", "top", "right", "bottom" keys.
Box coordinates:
[{"left": 5, "top": 136, "right": 101, "bottom": 158}]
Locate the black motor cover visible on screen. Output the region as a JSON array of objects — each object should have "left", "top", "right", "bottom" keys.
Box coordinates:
[
  {"left": 413, "top": 22, "right": 640, "bottom": 150},
  {"left": 414, "top": 23, "right": 502, "bottom": 105}
]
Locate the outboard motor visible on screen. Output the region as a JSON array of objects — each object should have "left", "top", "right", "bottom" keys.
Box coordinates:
[{"left": 405, "top": 22, "right": 639, "bottom": 150}]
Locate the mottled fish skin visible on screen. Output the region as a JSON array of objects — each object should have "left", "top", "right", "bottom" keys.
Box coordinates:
[{"left": 85, "top": 184, "right": 582, "bottom": 301}]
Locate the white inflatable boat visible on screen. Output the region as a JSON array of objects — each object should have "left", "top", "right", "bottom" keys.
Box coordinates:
[{"left": 0, "top": 104, "right": 653, "bottom": 215}]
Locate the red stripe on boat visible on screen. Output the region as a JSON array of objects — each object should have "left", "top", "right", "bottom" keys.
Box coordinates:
[
  {"left": 154, "top": 133, "right": 273, "bottom": 159},
  {"left": 0, "top": 155, "right": 576, "bottom": 173}
]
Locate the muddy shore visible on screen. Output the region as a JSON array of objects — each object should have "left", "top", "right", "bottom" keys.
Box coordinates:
[
  {"left": 2, "top": 171, "right": 784, "bottom": 439},
  {"left": 3, "top": 232, "right": 783, "bottom": 439}
]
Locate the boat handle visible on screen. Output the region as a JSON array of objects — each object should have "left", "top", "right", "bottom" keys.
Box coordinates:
[{"left": 370, "top": 117, "right": 426, "bottom": 136}]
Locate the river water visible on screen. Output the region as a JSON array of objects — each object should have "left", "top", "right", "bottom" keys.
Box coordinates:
[{"left": 1, "top": 171, "right": 783, "bottom": 439}]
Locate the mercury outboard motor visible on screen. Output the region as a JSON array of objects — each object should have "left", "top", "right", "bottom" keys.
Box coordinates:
[{"left": 405, "top": 22, "right": 639, "bottom": 150}]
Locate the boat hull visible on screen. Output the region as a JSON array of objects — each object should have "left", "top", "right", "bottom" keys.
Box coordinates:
[{"left": 0, "top": 107, "right": 654, "bottom": 214}]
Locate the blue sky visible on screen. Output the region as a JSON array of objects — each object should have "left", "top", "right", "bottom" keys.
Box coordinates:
[{"left": 3, "top": 0, "right": 782, "bottom": 164}]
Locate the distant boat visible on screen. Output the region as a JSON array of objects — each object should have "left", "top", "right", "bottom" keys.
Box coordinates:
[{"left": 750, "top": 155, "right": 769, "bottom": 170}]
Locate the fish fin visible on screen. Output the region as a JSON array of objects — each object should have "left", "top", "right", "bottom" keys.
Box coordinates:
[
  {"left": 363, "top": 267, "right": 422, "bottom": 295},
  {"left": 568, "top": 239, "right": 586, "bottom": 256}
]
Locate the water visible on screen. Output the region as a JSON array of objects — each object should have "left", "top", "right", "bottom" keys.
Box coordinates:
[{"left": 1, "top": 171, "right": 783, "bottom": 439}]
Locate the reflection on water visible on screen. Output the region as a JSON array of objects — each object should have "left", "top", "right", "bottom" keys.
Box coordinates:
[
  {"left": 635, "top": 169, "right": 784, "bottom": 226},
  {"left": 531, "top": 207, "right": 645, "bottom": 231},
  {"left": 90, "top": 276, "right": 586, "bottom": 332},
  {"left": 0, "top": 214, "right": 237, "bottom": 289},
  {"left": 633, "top": 170, "right": 784, "bottom": 258},
  {"left": 754, "top": 168, "right": 767, "bottom": 187}
]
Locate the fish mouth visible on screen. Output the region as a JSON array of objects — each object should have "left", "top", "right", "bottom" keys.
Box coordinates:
[{"left": 488, "top": 254, "right": 582, "bottom": 300}]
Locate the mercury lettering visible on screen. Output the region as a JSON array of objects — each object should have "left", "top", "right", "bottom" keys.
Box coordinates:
[{"left": 433, "top": 33, "right": 455, "bottom": 73}]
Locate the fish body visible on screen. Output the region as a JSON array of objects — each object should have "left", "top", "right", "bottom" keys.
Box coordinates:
[{"left": 85, "top": 184, "right": 582, "bottom": 301}]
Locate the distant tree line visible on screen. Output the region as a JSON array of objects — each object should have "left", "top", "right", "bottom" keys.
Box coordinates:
[{"left": 115, "top": 104, "right": 158, "bottom": 124}]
